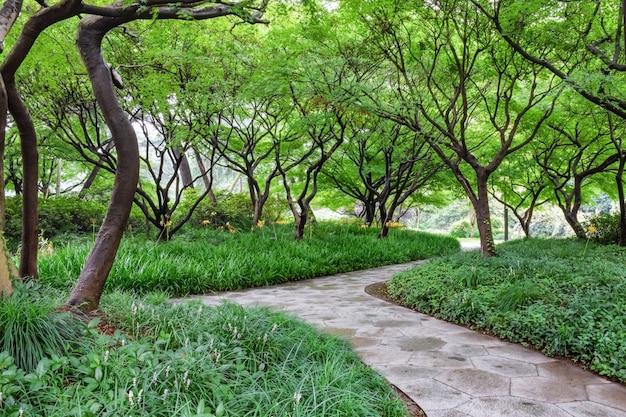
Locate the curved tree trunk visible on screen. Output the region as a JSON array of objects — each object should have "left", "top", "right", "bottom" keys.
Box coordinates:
[
  {"left": 66, "top": 13, "right": 139, "bottom": 311},
  {"left": 0, "top": 0, "right": 84, "bottom": 279},
  {"left": 6, "top": 79, "right": 38, "bottom": 278}
]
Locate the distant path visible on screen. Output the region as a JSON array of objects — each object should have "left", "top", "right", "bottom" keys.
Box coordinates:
[{"left": 186, "top": 262, "right": 626, "bottom": 417}]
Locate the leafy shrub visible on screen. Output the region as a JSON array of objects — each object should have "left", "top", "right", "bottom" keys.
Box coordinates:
[
  {"left": 4, "top": 195, "right": 144, "bottom": 249},
  {"left": 0, "top": 281, "right": 85, "bottom": 372},
  {"left": 584, "top": 212, "right": 620, "bottom": 245},
  {"left": 449, "top": 220, "right": 474, "bottom": 238}
]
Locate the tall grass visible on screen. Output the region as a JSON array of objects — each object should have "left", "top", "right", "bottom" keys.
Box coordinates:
[
  {"left": 387, "top": 238, "right": 626, "bottom": 382},
  {"left": 39, "top": 222, "right": 459, "bottom": 296},
  {"left": 0, "top": 281, "right": 85, "bottom": 372},
  {"left": 1, "top": 290, "right": 411, "bottom": 417}
]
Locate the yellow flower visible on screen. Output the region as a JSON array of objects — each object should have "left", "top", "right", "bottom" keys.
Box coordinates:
[
  {"left": 201, "top": 219, "right": 211, "bottom": 226},
  {"left": 257, "top": 220, "right": 265, "bottom": 228},
  {"left": 587, "top": 226, "right": 597, "bottom": 233}
]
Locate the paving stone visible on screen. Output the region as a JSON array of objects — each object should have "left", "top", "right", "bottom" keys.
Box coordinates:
[
  {"left": 558, "top": 401, "right": 626, "bottom": 417},
  {"left": 471, "top": 356, "right": 538, "bottom": 378},
  {"left": 401, "top": 379, "right": 472, "bottom": 411},
  {"left": 408, "top": 351, "right": 474, "bottom": 369},
  {"left": 443, "top": 330, "right": 509, "bottom": 347},
  {"left": 511, "top": 376, "right": 588, "bottom": 403},
  {"left": 373, "top": 319, "right": 420, "bottom": 328},
  {"left": 441, "top": 343, "right": 489, "bottom": 358},
  {"left": 376, "top": 364, "right": 442, "bottom": 382},
  {"left": 381, "top": 336, "right": 447, "bottom": 352},
  {"left": 456, "top": 396, "right": 574, "bottom": 417},
  {"left": 435, "top": 369, "right": 511, "bottom": 397},
  {"left": 586, "top": 383, "right": 626, "bottom": 411},
  {"left": 420, "top": 319, "right": 468, "bottom": 333},
  {"left": 357, "top": 347, "right": 414, "bottom": 366},
  {"left": 537, "top": 361, "right": 610, "bottom": 385},
  {"left": 486, "top": 344, "right": 558, "bottom": 364}
]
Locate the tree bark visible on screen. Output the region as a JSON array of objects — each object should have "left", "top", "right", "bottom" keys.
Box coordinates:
[
  {"left": 66, "top": 13, "right": 139, "bottom": 311},
  {"left": 472, "top": 170, "right": 496, "bottom": 256}
]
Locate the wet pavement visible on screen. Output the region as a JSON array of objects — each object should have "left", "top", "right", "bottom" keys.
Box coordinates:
[{"left": 185, "top": 262, "right": 626, "bottom": 417}]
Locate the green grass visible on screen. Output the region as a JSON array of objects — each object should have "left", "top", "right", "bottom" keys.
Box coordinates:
[
  {"left": 39, "top": 222, "right": 460, "bottom": 296},
  {"left": 387, "top": 238, "right": 626, "bottom": 382},
  {"left": 1, "top": 286, "right": 411, "bottom": 417}
]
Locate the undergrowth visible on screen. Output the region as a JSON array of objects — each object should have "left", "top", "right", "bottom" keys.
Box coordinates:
[
  {"left": 387, "top": 238, "right": 626, "bottom": 382},
  {"left": 0, "top": 287, "right": 411, "bottom": 416}
]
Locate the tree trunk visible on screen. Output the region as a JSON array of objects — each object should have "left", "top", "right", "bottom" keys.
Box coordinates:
[
  {"left": 562, "top": 211, "right": 586, "bottom": 239},
  {"left": 0, "top": 76, "right": 15, "bottom": 296},
  {"left": 5, "top": 79, "right": 38, "bottom": 278},
  {"left": 173, "top": 147, "right": 193, "bottom": 188},
  {"left": 294, "top": 208, "right": 307, "bottom": 240},
  {"left": 616, "top": 156, "right": 626, "bottom": 246},
  {"left": 363, "top": 198, "right": 376, "bottom": 226},
  {"left": 193, "top": 146, "right": 217, "bottom": 204},
  {"left": 378, "top": 204, "right": 389, "bottom": 239},
  {"left": 66, "top": 14, "right": 139, "bottom": 311},
  {"left": 474, "top": 173, "right": 496, "bottom": 256}
]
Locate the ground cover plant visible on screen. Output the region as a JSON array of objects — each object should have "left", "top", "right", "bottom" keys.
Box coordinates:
[
  {"left": 1, "top": 285, "right": 411, "bottom": 416},
  {"left": 39, "top": 222, "right": 459, "bottom": 296},
  {"left": 387, "top": 238, "right": 626, "bottom": 382}
]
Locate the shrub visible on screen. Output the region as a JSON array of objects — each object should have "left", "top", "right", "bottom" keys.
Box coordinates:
[
  {"left": 449, "top": 220, "right": 474, "bottom": 238},
  {"left": 584, "top": 212, "right": 620, "bottom": 245},
  {"left": 190, "top": 191, "right": 288, "bottom": 230},
  {"left": 4, "top": 195, "right": 144, "bottom": 249}
]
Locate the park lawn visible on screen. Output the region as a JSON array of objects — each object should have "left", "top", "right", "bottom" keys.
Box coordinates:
[
  {"left": 39, "top": 222, "right": 460, "bottom": 296},
  {"left": 387, "top": 238, "right": 626, "bottom": 382}
]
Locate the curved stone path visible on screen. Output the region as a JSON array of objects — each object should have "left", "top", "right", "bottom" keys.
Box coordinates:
[{"left": 189, "top": 262, "right": 626, "bottom": 417}]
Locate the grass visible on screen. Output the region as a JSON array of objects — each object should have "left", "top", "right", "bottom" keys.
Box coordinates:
[
  {"left": 1, "top": 286, "right": 411, "bottom": 416},
  {"left": 39, "top": 222, "right": 460, "bottom": 296},
  {"left": 387, "top": 238, "right": 626, "bottom": 382}
]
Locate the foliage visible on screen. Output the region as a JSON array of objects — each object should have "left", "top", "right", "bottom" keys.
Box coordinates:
[
  {"left": 449, "top": 220, "right": 474, "bottom": 238},
  {"left": 0, "top": 281, "right": 85, "bottom": 372},
  {"left": 0, "top": 290, "right": 410, "bottom": 416},
  {"left": 39, "top": 223, "right": 460, "bottom": 295},
  {"left": 387, "top": 238, "right": 626, "bottom": 382},
  {"left": 188, "top": 191, "right": 287, "bottom": 231},
  {"left": 584, "top": 212, "right": 621, "bottom": 245},
  {"left": 4, "top": 196, "right": 145, "bottom": 250}
]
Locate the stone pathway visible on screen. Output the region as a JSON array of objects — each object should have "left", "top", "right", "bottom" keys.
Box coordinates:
[{"left": 188, "top": 262, "right": 626, "bottom": 417}]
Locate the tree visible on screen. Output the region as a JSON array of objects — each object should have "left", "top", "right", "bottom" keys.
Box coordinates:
[
  {"left": 488, "top": 154, "right": 551, "bottom": 238},
  {"left": 473, "top": 0, "right": 626, "bottom": 245},
  {"left": 0, "top": 0, "right": 269, "bottom": 310},
  {"left": 349, "top": 0, "right": 560, "bottom": 255},
  {"left": 534, "top": 101, "right": 619, "bottom": 238}
]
